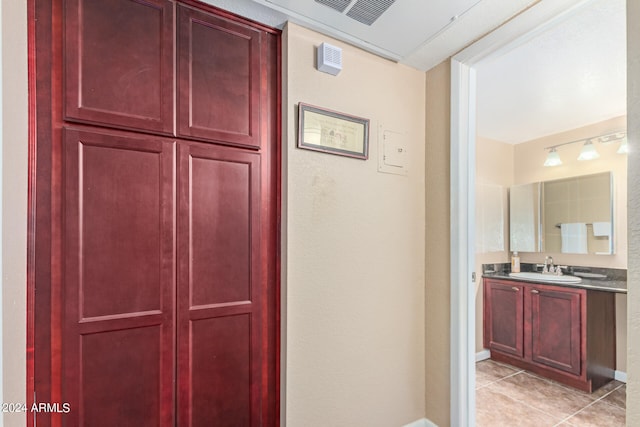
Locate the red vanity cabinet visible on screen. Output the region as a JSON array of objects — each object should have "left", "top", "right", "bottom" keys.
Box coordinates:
[{"left": 483, "top": 277, "right": 616, "bottom": 392}]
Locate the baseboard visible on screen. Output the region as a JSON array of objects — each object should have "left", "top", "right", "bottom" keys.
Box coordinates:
[
  {"left": 615, "top": 370, "right": 627, "bottom": 383},
  {"left": 402, "top": 418, "right": 438, "bottom": 427},
  {"left": 476, "top": 349, "right": 490, "bottom": 362}
]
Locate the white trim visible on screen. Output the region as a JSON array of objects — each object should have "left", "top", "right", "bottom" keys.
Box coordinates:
[
  {"left": 449, "top": 1, "right": 589, "bottom": 425},
  {"left": 615, "top": 370, "right": 627, "bottom": 383},
  {"left": 402, "top": 418, "right": 438, "bottom": 427},
  {"left": 449, "top": 58, "right": 477, "bottom": 427},
  {"left": 476, "top": 349, "right": 491, "bottom": 362}
]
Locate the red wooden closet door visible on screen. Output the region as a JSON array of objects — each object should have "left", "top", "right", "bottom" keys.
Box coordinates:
[
  {"left": 177, "top": 142, "right": 263, "bottom": 426},
  {"left": 64, "top": 0, "right": 174, "bottom": 134},
  {"left": 177, "top": 4, "right": 263, "bottom": 148},
  {"left": 62, "top": 128, "right": 176, "bottom": 426}
]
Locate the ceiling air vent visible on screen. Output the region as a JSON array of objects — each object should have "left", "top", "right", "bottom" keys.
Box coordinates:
[
  {"left": 346, "top": 0, "right": 396, "bottom": 26},
  {"left": 314, "top": 0, "right": 353, "bottom": 13}
]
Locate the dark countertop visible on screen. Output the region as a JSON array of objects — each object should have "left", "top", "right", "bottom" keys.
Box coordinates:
[{"left": 482, "top": 271, "right": 627, "bottom": 294}]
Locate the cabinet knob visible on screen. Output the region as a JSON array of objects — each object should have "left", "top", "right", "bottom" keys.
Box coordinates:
[
  {"left": 531, "top": 289, "right": 540, "bottom": 294},
  {"left": 511, "top": 287, "right": 519, "bottom": 291}
]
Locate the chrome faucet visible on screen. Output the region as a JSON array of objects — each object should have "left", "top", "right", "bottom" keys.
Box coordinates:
[{"left": 539, "top": 256, "right": 566, "bottom": 275}]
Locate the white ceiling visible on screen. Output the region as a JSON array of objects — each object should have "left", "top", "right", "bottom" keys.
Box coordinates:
[
  {"left": 203, "top": 0, "right": 627, "bottom": 145},
  {"left": 476, "top": 0, "right": 627, "bottom": 144},
  {"left": 203, "top": 0, "right": 538, "bottom": 70}
]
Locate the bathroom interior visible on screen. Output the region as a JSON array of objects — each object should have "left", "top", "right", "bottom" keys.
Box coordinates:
[{"left": 474, "top": 0, "right": 627, "bottom": 424}]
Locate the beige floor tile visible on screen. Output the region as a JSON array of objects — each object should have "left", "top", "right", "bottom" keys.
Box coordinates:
[
  {"left": 476, "top": 386, "right": 562, "bottom": 427},
  {"left": 487, "top": 372, "right": 595, "bottom": 420},
  {"left": 476, "top": 359, "right": 521, "bottom": 389},
  {"left": 601, "top": 385, "right": 626, "bottom": 410},
  {"left": 588, "top": 380, "right": 624, "bottom": 400},
  {"left": 562, "top": 400, "right": 625, "bottom": 426}
]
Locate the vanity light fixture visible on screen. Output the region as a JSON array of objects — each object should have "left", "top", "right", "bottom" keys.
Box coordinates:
[
  {"left": 543, "top": 148, "right": 562, "bottom": 167},
  {"left": 617, "top": 135, "right": 629, "bottom": 154},
  {"left": 542, "top": 130, "right": 626, "bottom": 167},
  {"left": 577, "top": 140, "right": 600, "bottom": 161}
]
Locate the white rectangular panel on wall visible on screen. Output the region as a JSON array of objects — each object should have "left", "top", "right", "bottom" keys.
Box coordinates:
[
  {"left": 378, "top": 127, "right": 408, "bottom": 175},
  {"left": 476, "top": 183, "right": 505, "bottom": 253}
]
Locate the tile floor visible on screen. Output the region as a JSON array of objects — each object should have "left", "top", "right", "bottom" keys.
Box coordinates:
[{"left": 476, "top": 359, "right": 626, "bottom": 426}]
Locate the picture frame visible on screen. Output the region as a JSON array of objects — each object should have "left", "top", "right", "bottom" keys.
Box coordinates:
[{"left": 297, "top": 103, "right": 369, "bottom": 160}]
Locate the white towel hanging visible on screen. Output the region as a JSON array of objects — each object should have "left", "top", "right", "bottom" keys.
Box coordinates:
[
  {"left": 560, "top": 223, "right": 588, "bottom": 254},
  {"left": 592, "top": 222, "right": 611, "bottom": 238}
]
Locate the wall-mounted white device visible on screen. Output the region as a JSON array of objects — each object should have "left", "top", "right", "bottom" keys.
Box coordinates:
[
  {"left": 378, "top": 127, "right": 408, "bottom": 175},
  {"left": 317, "top": 42, "right": 342, "bottom": 76}
]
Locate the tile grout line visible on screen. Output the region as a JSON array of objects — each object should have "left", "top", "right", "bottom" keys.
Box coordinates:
[
  {"left": 477, "top": 362, "right": 626, "bottom": 426},
  {"left": 477, "top": 361, "right": 626, "bottom": 426},
  {"left": 486, "top": 384, "right": 570, "bottom": 425},
  {"left": 551, "top": 383, "right": 625, "bottom": 426},
  {"left": 476, "top": 369, "right": 525, "bottom": 390}
]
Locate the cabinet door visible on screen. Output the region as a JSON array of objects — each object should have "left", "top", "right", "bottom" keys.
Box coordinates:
[
  {"left": 62, "top": 128, "right": 176, "bottom": 426},
  {"left": 177, "top": 143, "right": 263, "bottom": 426},
  {"left": 484, "top": 280, "right": 524, "bottom": 357},
  {"left": 530, "top": 287, "right": 582, "bottom": 375},
  {"left": 177, "top": 5, "right": 262, "bottom": 148},
  {"left": 64, "top": 0, "right": 174, "bottom": 134}
]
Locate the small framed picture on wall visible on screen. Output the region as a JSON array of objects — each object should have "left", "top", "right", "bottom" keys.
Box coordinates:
[{"left": 297, "top": 103, "right": 369, "bottom": 160}]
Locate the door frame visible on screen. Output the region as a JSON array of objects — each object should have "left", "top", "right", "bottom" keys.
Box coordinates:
[{"left": 449, "top": 0, "right": 595, "bottom": 424}]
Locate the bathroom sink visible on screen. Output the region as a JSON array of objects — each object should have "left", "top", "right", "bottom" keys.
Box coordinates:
[{"left": 508, "top": 272, "right": 582, "bottom": 284}]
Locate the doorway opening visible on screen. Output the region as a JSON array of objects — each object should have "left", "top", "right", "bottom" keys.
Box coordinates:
[{"left": 450, "top": 0, "right": 627, "bottom": 424}]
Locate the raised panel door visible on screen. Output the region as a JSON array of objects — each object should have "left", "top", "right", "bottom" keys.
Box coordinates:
[
  {"left": 33, "top": 1, "right": 281, "bottom": 426},
  {"left": 177, "top": 4, "right": 262, "bottom": 148},
  {"left": 530, "top": 286, "right": 582, "bottom": 375},
  {"left": 64, "top": 0, "right": 174, "bottom": 134},
  {"left": 484, "top": 280, "right": 525, "bottom": 358},
  {"left": 177, "top": 142, "right": 262, "bottom": 426},
  {"left": 62, "top": 128, "right": 175, "bottom": 426}
]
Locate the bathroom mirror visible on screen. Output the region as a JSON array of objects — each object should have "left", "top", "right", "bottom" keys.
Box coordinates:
[{"left": 509, "top": 172, "right": 613, "bottom": 254}]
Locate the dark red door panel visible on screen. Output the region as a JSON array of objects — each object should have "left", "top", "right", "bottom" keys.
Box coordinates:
[
  {"left": 177, "top": 143, "right": 262, "bottom": 426},
  {"left": 64, "top": 0, "right": 175, "bottom": 134},
  {"left": 32, "top": 2, "right": 281, "bottom": 426},
  {"left": 177, "top": 5, "right": 262, "bottom": 148},
  {"left": 62, "top": 128, "right": 175, "bottom": 426},
  {"left": 531, "top": 287, "right": 582, "bottom": 375},
  {"left": 484, "top": 280, "right": 525, "bottom": 358}
]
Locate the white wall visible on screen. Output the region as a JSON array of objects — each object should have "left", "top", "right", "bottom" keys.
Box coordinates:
[
  {"left": 283, "top": 23, "right": 427, "bottom": 427},
  {"left": 1, "top": 0, "right": 28, "bottom": 426}
]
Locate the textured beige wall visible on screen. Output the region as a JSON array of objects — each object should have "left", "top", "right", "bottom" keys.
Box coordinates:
[
  {"left": 627, "top": 0, "right": 640, "bottom": 424},
  {"left": 2, "top": 0, "right": 28, "bottom": 426},
  {"left": 424, "top": 60, "right": 451, "bottom": 427},
  {"left": 283, "top": 23, "right": 427, "bottom": 427}
]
